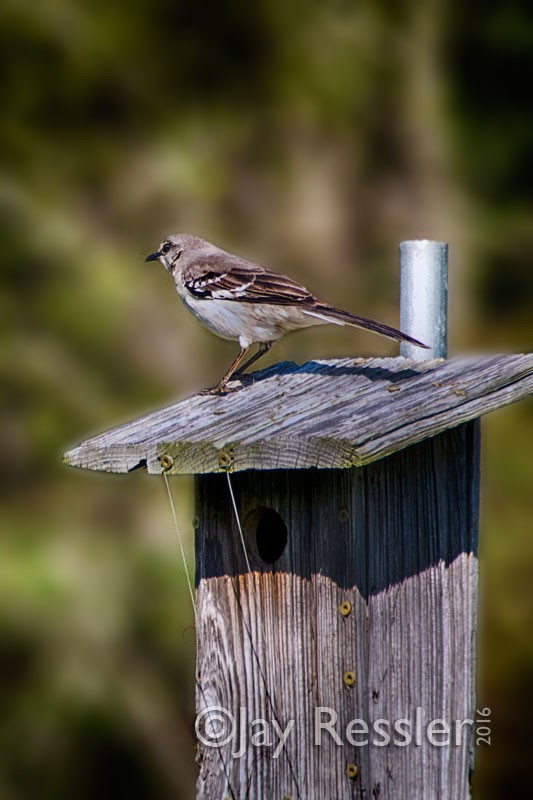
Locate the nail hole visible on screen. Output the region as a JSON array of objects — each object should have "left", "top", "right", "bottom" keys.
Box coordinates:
[{"left": 245, "top": 507, "right": 288, "bottom": 564}]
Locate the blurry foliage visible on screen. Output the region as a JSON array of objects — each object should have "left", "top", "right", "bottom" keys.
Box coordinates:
[
  {"left": 0, "top": 0, "right": 531, "bottom": 797},
  {"left": 449, "top": 0, "right": 533, "bottom": 328}
]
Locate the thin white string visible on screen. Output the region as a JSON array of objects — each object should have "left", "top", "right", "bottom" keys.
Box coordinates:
[
  {"left": 226, "top": 470, "right": 255, "bottom": 587},
  {"left": 224, "top": 469, "right": 301, "bottom": 799},
  {"left": 162, "top": 466, "right": 300, "bottom": 799},
  {"left": 162, "top": 471, "right": 196, "bottom": 620}
]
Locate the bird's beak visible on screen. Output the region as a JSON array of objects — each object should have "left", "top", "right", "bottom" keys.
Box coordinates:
[{"left": 144, "top": 251, "right": 160, "bottom": 263}]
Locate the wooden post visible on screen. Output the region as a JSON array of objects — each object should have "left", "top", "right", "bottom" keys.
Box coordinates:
[{"left": 195, "top": 424, "right": 479, "bottom": 799}]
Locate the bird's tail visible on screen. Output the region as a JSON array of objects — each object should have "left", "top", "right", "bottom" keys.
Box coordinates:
[{"left": 304, "top": 304, "right": 429, "bottom": 349}]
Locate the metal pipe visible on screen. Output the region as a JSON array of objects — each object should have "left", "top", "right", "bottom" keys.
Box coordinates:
[{"left": 399, "top": 239, "right": 448, "bottom": 360}]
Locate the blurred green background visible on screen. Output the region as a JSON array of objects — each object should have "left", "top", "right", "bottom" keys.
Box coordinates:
[{"left": 1, "top": 0, "right": 532, "bottom": 797}]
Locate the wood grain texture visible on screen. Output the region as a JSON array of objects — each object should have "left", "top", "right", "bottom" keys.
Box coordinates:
[
  {"left": 64, "top": 353, "right": 532, "bottom": 475},
  {"left": 195, "top": 424, "right": 479, "bottom": 799}
]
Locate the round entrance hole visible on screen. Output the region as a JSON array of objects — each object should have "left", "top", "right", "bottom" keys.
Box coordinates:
[{"left": 245, "top": 507, "right": 288, "bottom": 564}]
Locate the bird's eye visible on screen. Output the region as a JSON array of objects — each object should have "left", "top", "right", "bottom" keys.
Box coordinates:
[{"left": 161, "top": 241, "right": 172, "bottom": 254}]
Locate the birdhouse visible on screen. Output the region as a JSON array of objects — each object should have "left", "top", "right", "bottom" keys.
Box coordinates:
[{"left": 64, "top": 242, "right": 533, "bottom": 799}]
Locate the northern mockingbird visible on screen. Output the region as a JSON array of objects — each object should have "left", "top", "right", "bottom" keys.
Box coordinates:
[{"left": 145, "top": 234, "right": 428, "bottom": 393}]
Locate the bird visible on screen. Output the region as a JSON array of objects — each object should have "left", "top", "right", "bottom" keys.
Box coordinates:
[{"left": 145, "top": 234, "right": 428, "bottom": 393}]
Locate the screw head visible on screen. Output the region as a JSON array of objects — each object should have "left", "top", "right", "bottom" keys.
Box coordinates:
[
  {"left": 159, "top": 454, "right": 174, "bottom": 471},
  {"left": 218, "top": 450, "right": 234, "bottom": 470},
  {"left": 345, "top": 763, "right": 358, "bottom": 779},
  {"left": 338, "top": 507, "right": 350, "bottom": 522},
  {"left": 340, "top": 600, "right": 352, "bottom": 617},
  {"left": 343, "top": 670, "right": 356, "bottom": 687}
]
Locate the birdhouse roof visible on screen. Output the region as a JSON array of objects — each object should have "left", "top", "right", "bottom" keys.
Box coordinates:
[{"left": 64, "top": 353, "right": 533, "bottom": 475}]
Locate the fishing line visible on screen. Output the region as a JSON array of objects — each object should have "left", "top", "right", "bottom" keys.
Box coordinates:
[
  {"left": 225, "top": 470, "right": 254, "bottom": 581},
  {"left": 225, "top": 470, "right": 302, "bottom": 800},
  {"left": 162, "top": 471, "right": 196, "bottom": 615}
]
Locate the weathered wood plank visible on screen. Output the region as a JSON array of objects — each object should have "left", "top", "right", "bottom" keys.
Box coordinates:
[
  {"left": 195, "top": 424, "right": 479, "bottom": 799},
  {"left": 64, "top": 353, "right": 532, "bottom": 474}
]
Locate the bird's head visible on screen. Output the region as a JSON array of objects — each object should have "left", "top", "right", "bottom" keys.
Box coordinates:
[{"left": 145, "top": 233, "right": 206, "bottom": 273}]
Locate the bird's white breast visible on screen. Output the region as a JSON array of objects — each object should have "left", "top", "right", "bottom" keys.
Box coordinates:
[{"left": 174, "top": 283, "right": 320, "bottom": 348}]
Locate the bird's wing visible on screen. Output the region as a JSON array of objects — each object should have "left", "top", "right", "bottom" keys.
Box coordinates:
[{"left": 183, "top": 256, "right": 314, "bottom": 305}]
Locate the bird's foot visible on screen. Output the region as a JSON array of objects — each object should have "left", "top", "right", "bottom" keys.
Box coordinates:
[
  {"left": 198, "top": 386, "right": 227, "bottom": 396},
  {"left": 197, "top": 379, "right": 242, "bottom": 396}
]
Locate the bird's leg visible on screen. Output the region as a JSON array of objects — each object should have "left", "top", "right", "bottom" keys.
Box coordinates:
[
  {"left": 234, "top": 341, "right": 273, "bottom": 376},
  {"left": 201, "top": 346, "right": 253, "bottom": 394}
]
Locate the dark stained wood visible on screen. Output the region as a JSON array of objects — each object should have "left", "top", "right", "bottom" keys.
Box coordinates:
[{"left": 195, "top": 423, "right": 480, "bottom": 799}]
